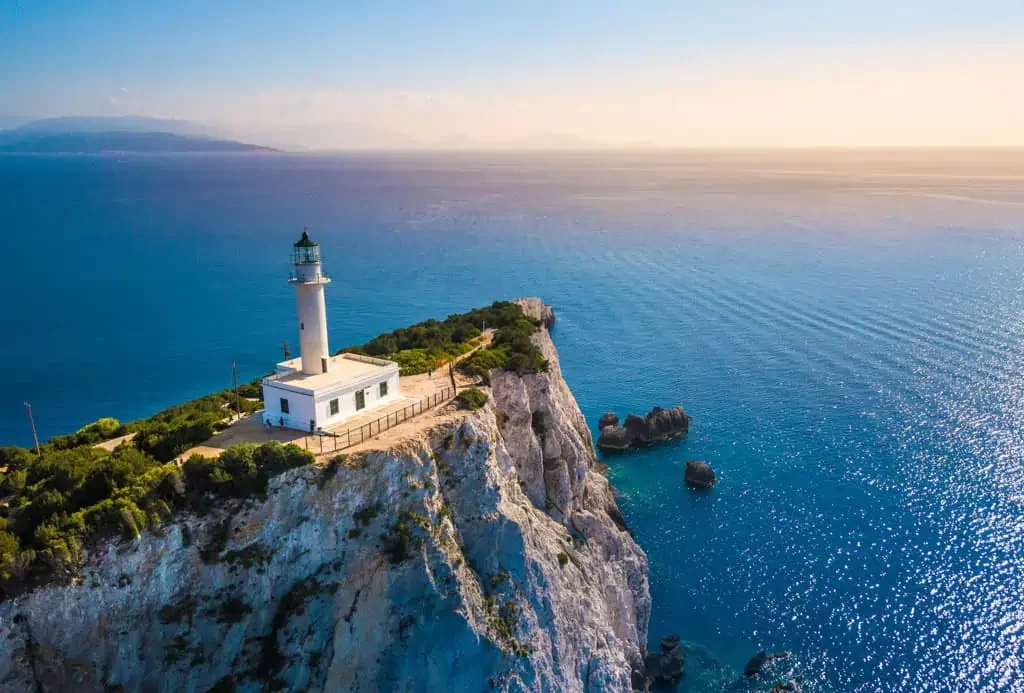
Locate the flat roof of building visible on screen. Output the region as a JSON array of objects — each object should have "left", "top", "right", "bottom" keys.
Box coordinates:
[{"left": 265, "top": 353, "right": 397, "bottom": 395}]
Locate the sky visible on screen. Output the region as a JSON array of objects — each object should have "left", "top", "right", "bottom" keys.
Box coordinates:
[{"left": 2, "top": 0, "right": 1024, "bottom": 149}]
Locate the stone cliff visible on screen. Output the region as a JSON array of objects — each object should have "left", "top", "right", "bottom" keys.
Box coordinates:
[{"left": 0, "top": 299, "right": 650, "bottom": 692}]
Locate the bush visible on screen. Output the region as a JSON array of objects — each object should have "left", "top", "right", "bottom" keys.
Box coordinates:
[
  {"left": 236, "top": 380, "right": 264, "bottom": 400},
  {"left": 45, "top": 417, "right": 126, "bottom": 451},
  {"left": 130, "top": 391, "right": 260, "bottom": 462},
  {"left": 454, "top": 388, "right": 489, "bottom": 411},
  {"left": 341, "top": 301, "right": 543, "bottom": 377},
  {"left": 0, "top": 439, "right": 313, "bottom": 601}
]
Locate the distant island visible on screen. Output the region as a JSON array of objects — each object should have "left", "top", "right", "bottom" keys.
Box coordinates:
[{"left": 0, "top": 116, "right": 276, "bottom": 153}]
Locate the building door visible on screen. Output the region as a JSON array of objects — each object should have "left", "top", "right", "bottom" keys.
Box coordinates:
[{"left": 355, "top": 390, "right": 365, "bottom": 411}]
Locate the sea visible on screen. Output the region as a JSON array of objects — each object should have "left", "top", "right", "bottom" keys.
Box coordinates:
[{"left": 1, "top": 150, "right": 1023, "bottom": 692}]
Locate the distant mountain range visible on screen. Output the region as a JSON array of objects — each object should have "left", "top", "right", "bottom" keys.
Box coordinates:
[{"left": 0, "top": 117, "right": 276, "bottom": 153}]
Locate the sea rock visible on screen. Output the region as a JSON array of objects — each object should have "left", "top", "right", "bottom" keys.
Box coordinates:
[
  {"left": 684, "top": 460, "right": 716, "bottom": 489},
  {"left": 743, "top": 650, "right": 790, "bottom": 678},
  {"left": 770, "top": 677, "right": 804, "bottom": 692},
  {"left": 597, "top": 406, "right": 690, "bottom": 451},
  {"left": 0, "top": 300, "right": 650, "bottom": 693},
  {"left": 598, "top": 412, "right": 620, "bottom": 429},
  {"left": 642, "top": 633, "right": 685, "bottom": 687}
]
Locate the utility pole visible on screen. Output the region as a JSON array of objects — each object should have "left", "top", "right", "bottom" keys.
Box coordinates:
[
  {"left": 24, "top": 402, "right": 40, "bottom": 456},
  {"left": 232, "top": 360, "right": 240, "bottom": 421}
]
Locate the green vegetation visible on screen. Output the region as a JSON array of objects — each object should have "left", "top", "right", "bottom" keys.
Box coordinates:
[
  {"left": 457, "top": 303, "right": 548, "bottom": 380},
  {"left": 235, "top": 380, "right": 264, "bottom": 400},
  {"left": 454, "top": 387, "right": 488, "bottom": 411},
  {"left": 182, "top": 442, "right": 312, "bottom": 501},
  {"left": 557, "top": 552, "right": 569, "bottom": 567},
  {"left": 341, "top": 300, "right": 546, "bottom": 377},
  {"left": 131, "top": 391, "right": 260, "bottom": 463},
  {"left": 46, "top": 417, "right": 126, "bottom": 451},
  {"left": 383, "top": 511, "right": 429, "bottom": 564},
  {"left": 353, "top": 502, "right": 382, "bottom": 527},
  {"left": 208, "top": 595, "right": 252, "bottom": 624},
  {"left": 0, "top": 438, "right": 312, "bottom": 600}
]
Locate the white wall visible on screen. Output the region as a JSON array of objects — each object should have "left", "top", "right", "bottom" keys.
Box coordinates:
[
  {"left": 314, "top": 371, "right": 401, "bottom": 428},
  {"left": 262, "top": 371, "right": 402, "bottom": 432},
  {"left": 262, "top": 382, "right": 318, "bottom": 432},
  {"left": 296, "top": 283, "right": 330, "bottom": 375}
]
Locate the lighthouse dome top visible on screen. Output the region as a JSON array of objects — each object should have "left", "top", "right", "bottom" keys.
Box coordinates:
[
  {"left": 294, "top": 230, "right": 318, "bottom": 248},
  {"left": 293, "top": 230, "right": 322, "bottom": 266}
]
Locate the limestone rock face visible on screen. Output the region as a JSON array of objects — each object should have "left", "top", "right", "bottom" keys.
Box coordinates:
[{"left": 0, "top": 300, "right": 650, "bottom": 693}]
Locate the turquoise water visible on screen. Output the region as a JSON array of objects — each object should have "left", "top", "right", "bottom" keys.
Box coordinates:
[{"left": 2, "top": 151, "right": 1023, "bottom": 691}]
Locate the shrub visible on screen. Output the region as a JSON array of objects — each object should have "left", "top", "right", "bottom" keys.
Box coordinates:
[
  {"left": 454, "top": 388, "right": 488, "bottom": 411},
  {"left": 341, "top": 301, "right": 543, "bottom": 377},
  {"left": 531, "top": 411, "right": 548, "bottom": 436},
  {"left": 130, "top": 391, "right": 260, "bottom": 462},
  {"left": 557, "top": 552, "right": 569, "bottom": 567},
  {"left": 0, "top": 440, "right": 313, "bottom": 600},
  {"left": 236, "top": 380, "right": 264, "bottom": 400},
  {"left": 45, "top": 417, "right": 126, "bottom": 451},
  {"left": 459, "top": 348, "right": 506, "bottom": 381}
]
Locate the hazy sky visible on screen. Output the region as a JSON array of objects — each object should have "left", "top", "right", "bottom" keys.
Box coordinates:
[{"left": 2, "top": 1, "right": 1023, "bottom": 148}]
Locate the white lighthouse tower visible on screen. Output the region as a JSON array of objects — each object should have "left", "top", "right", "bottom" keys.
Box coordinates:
[
  {"left": 262, "top": 229, "right": 401, "bottom": 432},
  {"left": 291, "top": 230, "right": 331, "bottom": 375}
]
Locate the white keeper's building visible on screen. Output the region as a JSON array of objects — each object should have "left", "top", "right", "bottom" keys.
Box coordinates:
[{"left": 262, "top": 231, "right": 400, "bottom": 432}]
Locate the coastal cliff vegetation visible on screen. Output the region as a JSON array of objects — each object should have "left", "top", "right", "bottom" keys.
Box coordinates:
[
  {"left": 0, "top": 435, "right": 312, "bottom": 601},
  {"left": 0, "top": 301, "right": 544, "bottom": 604},
  {"left": 342, "top": 300, "right": 547, "bottom": 377}
]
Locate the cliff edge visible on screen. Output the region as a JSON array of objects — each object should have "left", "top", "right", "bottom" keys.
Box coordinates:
[{"left": 0, "top": 298, "right": 650, "bottom": 692}]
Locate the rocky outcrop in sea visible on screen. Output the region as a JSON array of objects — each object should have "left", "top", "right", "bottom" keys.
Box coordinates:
[
  {"left": 597, "top": 406, "right": 690, "bottom": 451},
  {"left": 0, "top": 298, "right": 650, "bottom": 692},
  {"left": 684, "top": 460, "right": 716, "bottom": 489}
]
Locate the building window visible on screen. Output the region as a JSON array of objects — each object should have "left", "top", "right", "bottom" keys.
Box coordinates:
[
  {"left": 329, "top": 398, "right": 339, "bottom": 416},
  {"left": 280, "top": 397, "right": 290, "bottom": 414},
  {"left": 355, "top": 390, "right": 365, "bottom": 411},
  {"left": 379, "top": 381, "right": 388, "bottom": 397}
]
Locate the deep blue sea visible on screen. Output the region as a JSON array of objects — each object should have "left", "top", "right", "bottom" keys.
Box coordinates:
[{"left": 2, "top": 151, "right": 1023, "bottom": 691}]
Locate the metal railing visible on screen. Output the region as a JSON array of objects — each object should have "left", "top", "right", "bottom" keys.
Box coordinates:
[{"left": 308, "top": 384, "right": 456, "bottom": 454}]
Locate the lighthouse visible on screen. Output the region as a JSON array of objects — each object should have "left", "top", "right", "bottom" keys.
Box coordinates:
[
  {"left": 291, "top": 230, "right": 331, "bottom": 375},
  {"left": 262, "top": 230, "right": 401, "bottom": 432}
]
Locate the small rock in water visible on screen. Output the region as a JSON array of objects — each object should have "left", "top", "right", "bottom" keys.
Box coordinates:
[
  {"left": 743, "top": 650, "right": 790, "bottom": 678},
  {"left": 743, "top": 651, "right": 769, "bottom": 677},
  {"left": 598, "top": 412, "right": 619, "bottom": 429},
  {"left": 643, "top": 633, "right": 685, "bottom": 687},
  {"left": 684, "top": 460, "right": 716, "bottom": 489},
  {"left": 770, "top": 676, "right": 804, "bottom": 692}
]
